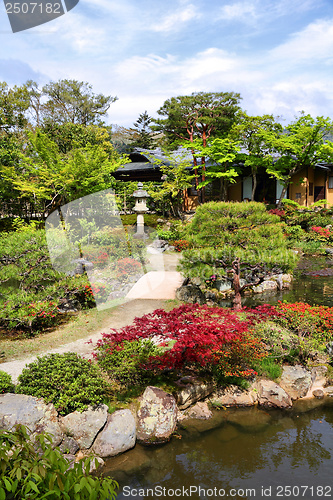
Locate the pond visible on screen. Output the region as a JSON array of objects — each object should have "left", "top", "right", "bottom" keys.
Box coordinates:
[
  {"left": 105, "top": 400, "right": 333, "bottom": 500},
  {"left": 104, "top": 255, "right": 333, "bottom": 499}
]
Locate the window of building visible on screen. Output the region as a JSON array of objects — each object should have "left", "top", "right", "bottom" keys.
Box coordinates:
[
  {"left": 329, "top": 177, "right": 333, "bottom": 189},
  {"left": 309, "top": 182, "right": 314, "bottom": 196},
  {"left": 295, "top": 193, "right": 301, "bottom": 200}
]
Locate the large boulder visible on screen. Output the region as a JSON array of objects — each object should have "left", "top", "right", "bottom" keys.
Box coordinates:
[
  {"left": 175, "top": 285, "right": 206, "bottom": 305},
  {"left": 137, "top": 386, "right": 177, "bottom": 445},
  {"left": 0, "top": 394, "right": 63, "bottom": 446},
  {"left": 255, "top": 379, "right": 292, "bottom": 409},
  {"left": 252, "top": 281, "right": 278, "bottom": 294},
  {"left": 279, "top": 365, "right": 312, "bottom": 400},
  {"left": 92, "top": 409, "right": 136, "bottom": 458},
  {"left": 176, "top": 376, "right": 214, "bottom": 410},
  {"left": 210, "top": 385, "right": 257, "bottom": 407},
  {"left": 306, "top": 366, "right": 328, "bottom": 398},
  {"left": 60, "top": 404, "right": 108, "bottom": 449}
]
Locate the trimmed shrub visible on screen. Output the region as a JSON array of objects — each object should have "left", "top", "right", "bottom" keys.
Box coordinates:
[
  {"left": 16, "top": 353, "right": 110, "bottom": 416},
  {"left": 0, "top": 425, "right": 118, "bottom": 499},
  {"left": 0, "top": 370, "right": 15, "bottom": 394}
]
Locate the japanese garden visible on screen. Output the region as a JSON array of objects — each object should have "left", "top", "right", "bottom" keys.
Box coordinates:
[{"left": 2, "top": 80, "right": 333, "bottom": 499}]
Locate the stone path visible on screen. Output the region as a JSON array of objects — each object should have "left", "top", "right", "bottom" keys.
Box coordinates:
[{"left": 1, "top": 253, "right": 183, "bottom": 383}]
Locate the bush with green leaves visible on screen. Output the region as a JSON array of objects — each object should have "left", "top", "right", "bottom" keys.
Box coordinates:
[
  {"left": 0, "top": 228, "right": 100, "bottom": 334},
  {"left": 0, "top": 425, "right": 118, "bottom": 500},
  {"left": 95, "top": 339, "right": 163, "bottom": 387},
  {"left": 180, "top": 201, "right": 298, "bottom": 308},
  {"left": 0, "top": 370, "right": 15, "bottom": 394},
  {"left": 16, "top": 353, "right": 110, "bottom": 415}
]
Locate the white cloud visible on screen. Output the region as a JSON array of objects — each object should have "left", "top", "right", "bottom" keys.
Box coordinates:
[
  {"left": 150, "top": 2, "right": 201, "bottom": 33},
  {"left": 269, "top": 19, "right": 333, "bottom": 63},
  {"left": 217, "top": 0, "right": 319, "bottom": 25}
]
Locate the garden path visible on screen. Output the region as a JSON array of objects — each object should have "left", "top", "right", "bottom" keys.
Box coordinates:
[{"left": 1, "top": 253, "right": 183, "bottom": 383}]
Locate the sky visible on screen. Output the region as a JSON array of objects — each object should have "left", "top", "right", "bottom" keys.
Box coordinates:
[{"left": 1, "top": 0, "right": 333, "bottom": 127}]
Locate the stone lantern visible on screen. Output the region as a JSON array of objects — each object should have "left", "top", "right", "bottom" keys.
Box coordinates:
[{"left": 133, "top": 182, "right": 149, "bottom": 237}]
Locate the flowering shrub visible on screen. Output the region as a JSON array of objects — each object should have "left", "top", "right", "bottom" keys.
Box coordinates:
[
  {"left": 1, "top": 299, "right": 60, "bottom": 334},
  {"left": 115, "top": 258, "right": 142, "bottom": 280},
  {"left": 94, "top": 304, "right": 269, "bottom": 382},
  {"left": 275, "top": 301, "right": 333, "bottom": 342},
  {"left": 84, "top": 248, "right": 109, "bottom": 268},
  {"left": 309, "top": 225, "right": 330, "bottom": 240},
  {"left": 170, "top": 239, "right": 190, "bottom": 252}
]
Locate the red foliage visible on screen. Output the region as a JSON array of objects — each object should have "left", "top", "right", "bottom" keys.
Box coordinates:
[
  {"left": 171, "top": 239, "right": 190, "bottom": 252},
  {"left": 94, "top": 303, "right": 270, "bottom": 379},
  {"left": 116, "top": 258, "right": 141, "bottom": 279},
  {"left": 268, "top": 208, "right": 285, "bottom": 219},
  {"left": 275, "top": 301, "right": 333, "bottom": 340},
  {"left": 310, "top": 226, "right": 330, "bottom": 238}
]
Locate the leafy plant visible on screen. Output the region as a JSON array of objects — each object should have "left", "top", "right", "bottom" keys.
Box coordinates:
[
  {"left": 96, "top": 339, "right": 163, "bottom": 386},
  {"left": 0, "top": 370, "right": 15, "bottom": 394},
  {"left": 0, "top": 424, "right": 118, "bottom": 499},
  {"left": 94, "top": 304, "right": 270, "bottom": 382},
  {"left": 16, "top": 353, "right": 110, "bottom": 415}
]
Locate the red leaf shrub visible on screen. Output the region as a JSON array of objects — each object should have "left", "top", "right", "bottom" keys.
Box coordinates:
[
  {"left": 310, "top": 226, "right": 330, "bottom": 238},
  {"left": 94, "top": 304, "right": 269, "bottom": 380}
]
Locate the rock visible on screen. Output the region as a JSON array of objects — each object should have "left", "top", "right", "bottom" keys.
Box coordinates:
[
  {"left": 326, "top": 341, "right": 333, "bottom": 357},
  {"left": 63, "top": 454, "right": 76, "bottom": 470},
  {"left": 275, "top": 273, "right": 293, "bottom": 290},
  {"left": 60, "top": 405, "right": 108, "bottom": 449},
  {"left": 325, "top": 248, "right": 333, "bottom": 255},
  {"left": 255, "top": 379, "right": 292, "bottom": 409},
  {"left": 175, "top": 285, "right": 206, "bottom": 305},
  {"left": 59, "top": 436, "right": 80, "bottom": 455},
  {"left": 279, "top": 365, "right": 312, "bottom": 400},
  {"left": 324, "top": 386, "right": 333, "bottom": 397},
  {"left": 306, "top": 366, "right": 328, "bottom": 397},
  {"left": 0, "top": 394, "right": 63, "bottom": 446},
  {"left": 210, "top": 385, "right": 257, "bottom": 407},
  {"left": 176, "top": 376, "right": 214, "bottom": 410},
  {"left": 184, "top": 402, "right": 212, "bottom": 420},
  {"left": 137, "top": 386, "right": 177, "bottom": 445},
  {"left": 92, "top": 409, "right": 136, "bottom": 458},
  {"left": 216, "top": 279, "right": 232, "bottom": 292},
  {"left": 312, "top": 389, "right": 324, "bottom": 399},
  {"left": 71, "top": 258, "right": 94, "bottom": 275},
  {"left": 253, "top": 280, "right": 277, "bottom": 294}
]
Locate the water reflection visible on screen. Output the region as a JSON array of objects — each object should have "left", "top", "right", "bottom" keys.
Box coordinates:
[{"left": 106, "top": 402, "right": 333, "bottom": 500}]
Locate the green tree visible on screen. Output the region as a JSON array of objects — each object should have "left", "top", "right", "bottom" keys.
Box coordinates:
[
  {"left": 188, "top": 137, "right": 241, "bottom": 200},
  {"left": 153, "top": 91, "right": 241, "bottom": 196},
  {"left": 147, "top": 151, "right": 195, "bottom": 217},
  {"left": 230, "top": 112, "right": 282, "bottom": 200},
  {"left": 181, "top": 201, "right": 298, "bottom": 310},
  {"left": 259, "top": 113, "right": 333, "bottom": 205},
  {"left": 130, "top": 110, "right": 158, "bottom": 150},
  {"left": 1, "top": 130, "right": 124, "bottom": 218},
  {"left": 29, "top": 79, "right": 117, "bottom": 126}
]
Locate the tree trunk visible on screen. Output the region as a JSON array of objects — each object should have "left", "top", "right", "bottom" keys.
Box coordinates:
[
  {"left": 277, "top": 183, "right": 288, "bottom": 207},
  {"left": 232, "top": 258, "right": 242, "bottom": 310},
  {"left": 251, "top": 171, "right": 257, "bottom": 201}
]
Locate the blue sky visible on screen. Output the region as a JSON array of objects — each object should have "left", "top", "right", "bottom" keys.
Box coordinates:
[{"left": 1, "top": 0, "right": 333, "bottom": 127}]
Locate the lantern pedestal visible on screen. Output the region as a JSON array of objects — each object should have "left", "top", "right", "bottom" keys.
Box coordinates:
[{"left": 132, "top": 182, "right": 149, "bottom": 239}]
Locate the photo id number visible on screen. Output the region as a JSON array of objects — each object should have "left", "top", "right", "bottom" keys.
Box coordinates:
[{"left": 5, "top": 3, "right": 62, "bottom": 14}]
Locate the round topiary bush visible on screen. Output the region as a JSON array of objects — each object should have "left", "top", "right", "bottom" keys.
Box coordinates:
[
  {"left": 16, "top": 353, "right": 110, "bottom": 415},
  {"left": 0, "top": 370, "right": 15, "bottom": 394}
]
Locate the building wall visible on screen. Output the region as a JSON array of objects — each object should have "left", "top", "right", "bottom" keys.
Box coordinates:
[
  {"left": 289, "top": 171, "right": 307, "bottom": 206},
  {"left": 228, "top": 181, "right": 242, "bottom": 202}
]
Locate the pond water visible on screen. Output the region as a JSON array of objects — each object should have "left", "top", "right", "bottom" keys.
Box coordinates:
[
  {"left": 104, "top": 256, "right": 333, "bottom": 499},
  {"left": 105, "top": 400, "right": 333, "bottom": 500}
]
